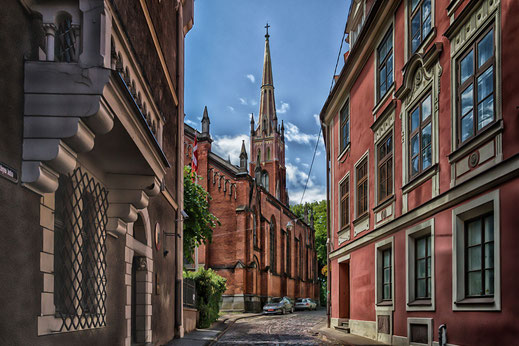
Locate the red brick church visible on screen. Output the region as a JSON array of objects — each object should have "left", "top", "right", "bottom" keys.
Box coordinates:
[{"left": 184, "top": 29, "right": 319, "bottom": 312}]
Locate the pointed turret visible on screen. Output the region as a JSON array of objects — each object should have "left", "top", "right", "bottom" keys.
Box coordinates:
[
  {"left": 239, "top": 140, "right": 248, "bottom": 172},
  {"left": 201, "top": 106, "right": 210, "bottom": 139},
  {"left": 258, "top": 23, "right": 277, "bottom": 137},
  {"left": 250, "top": 113, "right": 255, "bottom": 135},
  {"left": 281, "top": 120, "right": 285, "bottom": 141}
]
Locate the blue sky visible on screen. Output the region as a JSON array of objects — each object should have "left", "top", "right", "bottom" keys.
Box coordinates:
[{"left": 184, "top": 0, "right": 350, "bottom": 204}]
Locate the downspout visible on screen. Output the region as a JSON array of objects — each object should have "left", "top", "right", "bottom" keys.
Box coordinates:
[
  {"left": 175, "top": 0, "right": 185, "bottom": 338},
  {"left": 323, "top": 123, "right": 331, "bottom": 329}
]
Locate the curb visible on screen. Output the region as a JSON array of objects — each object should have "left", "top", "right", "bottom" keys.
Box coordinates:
[{"left": 208, "top": 313, "right": 263, "bottom": 345}]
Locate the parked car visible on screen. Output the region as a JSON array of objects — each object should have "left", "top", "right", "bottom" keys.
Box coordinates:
[
  {"left": 295, "top": 298, "right": 317, "bottom": 311},
  {"left": 263, "top": 297, "right": 294, "bottom": 314}
]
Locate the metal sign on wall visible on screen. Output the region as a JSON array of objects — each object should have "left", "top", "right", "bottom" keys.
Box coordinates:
[{"left": 0, "top": 162, "right": 18, "bottom": 183}]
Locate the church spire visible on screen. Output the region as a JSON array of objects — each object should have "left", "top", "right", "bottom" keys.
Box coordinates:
[{"left": 258, "top": 23, "right": 277, "bottom": 136}]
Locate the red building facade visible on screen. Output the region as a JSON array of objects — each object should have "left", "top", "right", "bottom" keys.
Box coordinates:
[
  {"left": 320, "top": 0, "right": 519, "bottom": 344},
  {"left": 184, "top": 31, "right": 319, "bottom": 312}
]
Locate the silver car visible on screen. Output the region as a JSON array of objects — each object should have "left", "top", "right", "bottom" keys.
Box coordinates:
[
  {"left": 263, "top": 297, "right": 294, "bottom": 314},
  {"left": 295, "top": 298, "right": 317, "bottom": 311}
]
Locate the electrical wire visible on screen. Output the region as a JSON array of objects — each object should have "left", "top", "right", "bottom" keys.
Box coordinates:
[
  {"left": 299, "top": 127, "right": 322, "bottom": 205},
  {"left": 329, "top": 30, "right": 347, "bottom": 94}
]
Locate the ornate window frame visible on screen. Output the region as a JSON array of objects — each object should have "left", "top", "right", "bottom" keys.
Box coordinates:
[
  {"left": 405, "top": 0, "right": 436, "bottom": 61},
  {"left": 447, "top": 0, "right": 502, "bottom": 187},
  {"left": 375, "top": 236, "right": 394, "bottom": 311},
  {"left": 396, "top": 43, "right": 442, "bottom": 213},
  {"left": 406, "top": 219, "right": 435, "bottom": 311}
]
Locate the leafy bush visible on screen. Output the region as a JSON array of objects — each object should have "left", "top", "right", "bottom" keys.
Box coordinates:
[{"left": 184, "top": 268, "right": 227, "bottom": 328}]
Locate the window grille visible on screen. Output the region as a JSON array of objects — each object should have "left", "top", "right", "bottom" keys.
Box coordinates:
[
  {"left": 54, "top": 167, "right": 108, "bottom": 331},
  {"left": 56, "top": 17, "right": 77, "bottom": 62}
]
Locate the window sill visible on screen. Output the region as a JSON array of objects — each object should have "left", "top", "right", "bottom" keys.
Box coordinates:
[
  {"left": 376, "top": 300, "right": 393, "bottom": 307},
  {"left": 373, "top": 195, "right": 395, "bottom": 213},
  {"left": 372, "top": 84, "right": 395, "bottom": 116},
  {"left": 407, "top": 299, "right": 432, "bottom": 307},
  {"left": 352, "top": 212, "right": 369, "bottom": 226},
  {"left": 337, "top": 143, "right": 351, "bottom": 162},
  {"left": 402, "top": 163, "right": 439, "bottom": 195},
  {"left": 455, "top": 297, "right": 494, "bottom": 305},
  {"left": 448, "top": 120, "right": 503, "bottom": 163}
]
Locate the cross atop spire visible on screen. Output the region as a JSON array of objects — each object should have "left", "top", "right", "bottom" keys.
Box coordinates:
[{"left": 265, "top": 22, "right": 270, "bottom": 38}]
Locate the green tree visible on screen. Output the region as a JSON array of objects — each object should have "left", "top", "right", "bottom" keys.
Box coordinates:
[
  {"left": 291, "top": 200, "right": 328, "bottom": 305},
  {"left": 183, "top": 166, "right": 220, "bottom": 262}
]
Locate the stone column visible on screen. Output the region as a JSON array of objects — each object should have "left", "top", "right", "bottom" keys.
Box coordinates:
[{"left": 43, "top": 23, "right": 56, "bottom": 61}]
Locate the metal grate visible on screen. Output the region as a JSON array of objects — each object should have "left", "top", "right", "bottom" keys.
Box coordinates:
[
  {"left": 54, "top": 167, "right": 108, "bottom": 331},
  {"left": 183, "top": 278, "right": 197, "bottom": 308},
  {"left": 56, "top": 17, "right": 77, "bottom": 62}
]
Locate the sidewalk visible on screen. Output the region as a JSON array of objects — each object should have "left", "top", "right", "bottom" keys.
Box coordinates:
[
  {"left": 313, "top": 323, "right": 387, "bottom": 346},
  {"left": 166, "top": 312, "right": 262, "bottom": 346}
]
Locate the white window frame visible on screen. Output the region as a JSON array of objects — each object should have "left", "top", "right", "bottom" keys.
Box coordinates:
[
  {"left": 354, "top": 150, "right": 370, "bottom": 220},
  {"left": 407, "top": 317, "right": 433, "bottom": 346},
  {"left": 373, "top": 18, "right": 395, "bottom": 114},
  {"left": 337, "top": 96, "right": 351, "bottom": 160},
  {"left": 375, "top": 237, "right": 394, "bottom": 311},
  {"left": 404, "top": 0, "right": 436, "bottom": 61},
  {"left": 374, "top": 125, "right": 394, "bottom": 207},
  {"left": 406, "top": 219, "right": 435, "bottom": 311},
  {"left": 452, "top": 189, "right": 500, "bottom": 311},
  {"left": 338, "top": 172, "right": 351, "bottom": 245}
]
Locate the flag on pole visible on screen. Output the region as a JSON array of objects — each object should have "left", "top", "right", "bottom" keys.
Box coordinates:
[{"left": 191, "top": 134, "right": 198, "bottom": 182}]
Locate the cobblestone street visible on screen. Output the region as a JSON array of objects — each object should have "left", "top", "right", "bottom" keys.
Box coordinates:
[{"left": 214, "top": 309, "right": 335, "bottom": 345}]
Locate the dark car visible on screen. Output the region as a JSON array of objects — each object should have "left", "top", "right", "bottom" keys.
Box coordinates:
[
  {"left": 294, "top": 298, "right": 317, "bottom": 311},
  {"left": 262, "top": 297, "right": 294, "bottom": 314}
]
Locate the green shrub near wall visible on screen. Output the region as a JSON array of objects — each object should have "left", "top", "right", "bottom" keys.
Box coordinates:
[{"left": 184, "top": 268, "right": 227, "bottom": 328}]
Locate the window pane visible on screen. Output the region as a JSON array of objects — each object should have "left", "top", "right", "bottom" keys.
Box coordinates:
[
  {"left": 387, "top": 55, "right": 393, "bottom": 86},
  {"left": 383, "top": 250, "right": 391, "bottom": 267},
  {"left": 422, "top": 145, "right": 432, "bottom": 170},
  {"left": 421, "top": 123, "right": 431, "bottom": 148},
  {"left": 346, "top": 120, "right": 350, "bottom": 144},
  {"left": 484, "top": 215, "right": 494, "bottom": 242},
  {"left": 477, "top": 66, "right": 493, "bottom": 102},
  {"left": 461, "top": 50, "right": 474, "bottom": 84},
  {"left": 485, "top": 243, "right": 494, "bottom": 269},
  {"left": 412, "top": 33, "right": 421, "bottom": 53},
  {"left": 383, "top": 284, "right": 391, "bottom": 299},
  {"left": 468, "top": 271, "right": 482, "bottom": 296},
  {"left": 422, "top": 0, "right": 432, "bottom": 32},
  {"left": 467, "top": 220, "right": 482, "bottom": 246},
  {"left": 478, "top": 29, "right": 493, "bottom": 68},
  {"left": 417, "top": 279, "right": 426, "bottom": 298},
  {"left": 477, "top": 95, "right": 494, "bottom": 130},
  {"left": 461, "top": 111, "right": 474, "bottom": 142},
  {"left": 417, "top": 258, "right": 426, "bottom": 278},
  {"left": 468, "top": 246, "right": 482, "bottom": 271},
  {"left": 411, "top": 135, "right": 419, "bottom": 157},
  {"left": 386, "top": 136, "right": 392, "bottom": 152},
  {"left": 417, "top": 237, "right": 426, "bottom": 258},
  {"left": 423, "top": 13, "right": 431, "bottom": 38},
  {"left": 384, "top": 268, "right": 391, "bottom": 284},
  {"left": 461, "top": 84, "right": 474, "bottom": 116},
  {"left": 411, "top": 107, "right": 420, "bottom": 132},
  {"left": 412, "top": 157, "right": 419, "bottom": 176},
  {"left": 485, "top": 269, "right": 494, "bottom": 295},
  {"left": 411, "top": 0, "right": 420, "bottom": 12},
  {"left": 422, "top": 95, "right": 432, "bottom": 120}
]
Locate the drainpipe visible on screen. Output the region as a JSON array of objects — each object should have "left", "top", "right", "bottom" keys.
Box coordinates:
[
  {"left": 175, "top": 0, "right": 185, "bottom": 338},
  {"left": 323, "top": 123, "right": 331, "bottom": 329}
]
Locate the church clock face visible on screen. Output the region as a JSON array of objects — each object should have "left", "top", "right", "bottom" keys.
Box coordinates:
[{"left": 154, "top": 223, "right": 161, "bottom": 251}]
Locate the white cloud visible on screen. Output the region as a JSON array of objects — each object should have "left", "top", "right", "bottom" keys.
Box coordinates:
[
  {"left": 251, "top": 99, "right": 258, "bottom": 106},
  {"left": 295, "top": 157, "right": 301, "bottom": 163},
  {"left": 185, "top": 119, "right": 197, "bottom": 128},
  {"left": 285, "top": 163, "right": 325, "bottom": 204},
  {"left": 212, "top": 134, "right": 250, "bottom": 166},
  {"left": 246, "top": 74, "right": 255, "bottom": 83},
  {"left": 276, "top": 102, "right": 290, "bottom": 114},
  {"left": 239, "top": 98, "right": 247, "bottom": 105},
  {"left": 284, "top": 122, "right": 318, "bottom": 145},
  {"left": 227, "top": 106, "right": 235, "bottom": 112},
  {"left": 313, "top": 114, "right": 321, "bottom": 126}
]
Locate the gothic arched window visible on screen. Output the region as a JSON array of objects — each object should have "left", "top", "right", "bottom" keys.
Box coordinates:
[
  {"left": 252, "top": 209, "right": 258, "bottom": 248},
  {"left": 55, "top": 13, "right": 77, "bottom": 62},
  {"left": 269, "top": 218, "right": 276, "bottom": 273},
  {"left": 261, "top": 171, "right": 269, "bottom": 191}
]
